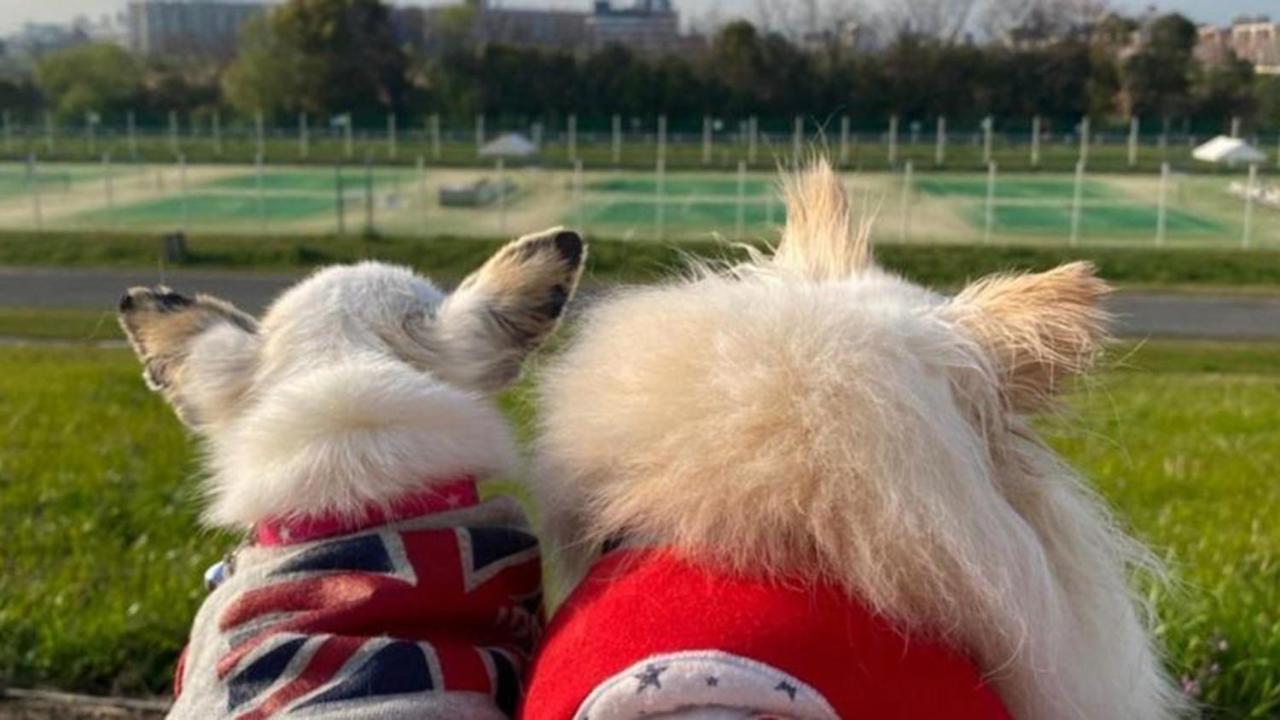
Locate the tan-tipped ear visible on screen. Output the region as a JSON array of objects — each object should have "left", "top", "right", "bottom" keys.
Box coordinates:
[
  {"left": 430, "top": 228, "right": 586, "bottom": 392},
  {"left": 772, "top": 158, "right": 873, "bottom": 280},
  {"left": 118, "top": 286, "right": 259, "bottom": 427},
  {"left": 948, "top": 261, "right": 1111, "bottom": 412}
]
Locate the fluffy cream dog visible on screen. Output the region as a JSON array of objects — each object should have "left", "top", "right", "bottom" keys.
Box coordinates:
[
  {"left": 119, "top": 229, "right": 585, "bottom": 720},
  {"left": 526, "top": 164, "right": 1182, "bottom": 720}
]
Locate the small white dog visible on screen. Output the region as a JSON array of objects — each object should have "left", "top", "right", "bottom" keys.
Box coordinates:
[{"left": 119, "top": 229, "right": 585, "bottom": 720}]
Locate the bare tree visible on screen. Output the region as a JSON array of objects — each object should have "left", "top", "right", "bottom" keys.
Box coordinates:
[
  {"left": 981, "top": 0, "right": 1111, "bottom": 44},
  {"left": 880, "top": 0, "right": 983, "bottom": 43}
]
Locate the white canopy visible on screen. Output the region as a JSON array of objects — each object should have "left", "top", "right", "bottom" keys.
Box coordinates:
[
  {"left": 479, "top": 133, "right": 538, "bottom": 158},
  {"left": 1192, "top": 135, "right": 1267, "bottom": 164}
]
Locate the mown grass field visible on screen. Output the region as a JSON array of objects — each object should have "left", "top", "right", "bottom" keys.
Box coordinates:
[{"left": 0, "top": 338, "right": 1277, "bottom": 716}]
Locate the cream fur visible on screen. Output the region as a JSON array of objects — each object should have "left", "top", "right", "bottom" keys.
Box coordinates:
[{"left": 534, "top": 162, "right": 1182, "bottom": 720}]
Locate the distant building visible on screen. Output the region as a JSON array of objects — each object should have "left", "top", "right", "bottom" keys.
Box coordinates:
[
  {"left": 417, "top": 0, "right": 690, "bottom": 56},
  {"left": 586, "top": 0, "right": 682, "bottom": 53},
  {"left": 1196, "top": 16, "right": 1280, "bottom": 75},
  {"left": 126, "top": 1, "right": 268, "bottom": 59}
]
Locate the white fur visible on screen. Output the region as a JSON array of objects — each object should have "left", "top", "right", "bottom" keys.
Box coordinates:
[
  {"left": 205, "top": 359, "right": 516, "bottom": 527},
  {"left": 535, "top": 164, "right": 1182, "bottom": 720}
]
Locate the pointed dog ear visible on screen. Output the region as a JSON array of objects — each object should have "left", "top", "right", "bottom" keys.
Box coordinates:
[
  {"left": 426, "top": 228, "right": 586, "bottom": 393},
  {"left": 946, "top": 262, "right": 1111, "bottom": 412},
  {"left": 118, "top": 286, "right": 260, "bottom": 429}
]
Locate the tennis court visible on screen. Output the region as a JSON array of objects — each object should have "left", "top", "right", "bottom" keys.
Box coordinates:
[{"left": 0, "top": 161, "right": 1270, "bottom": 247}]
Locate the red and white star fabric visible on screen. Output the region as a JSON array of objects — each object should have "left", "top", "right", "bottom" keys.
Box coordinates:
[{"left": 522, "top": 548, "right": 1013, "bottom": 720}]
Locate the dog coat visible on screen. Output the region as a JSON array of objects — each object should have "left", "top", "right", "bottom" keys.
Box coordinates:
[
  {"left": 168, "top": 481, "right": 542, "bottom": 720},
  {"left": 523, "top": 548, "right": 1012, "bottom": 720}
]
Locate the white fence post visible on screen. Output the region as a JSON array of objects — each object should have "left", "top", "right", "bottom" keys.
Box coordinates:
[
  {"left": 702, "top": 115, "right": 712, "bottom": 165},
  {"left": 430, "top": 114, "right": 441, "bottom": 161},
  {"left": 888, "top": 114, "right": 898, "bottom": 167},
  {"left": 793, "top": 115, "right": 804, "bottom": 164},
  {"left": 839, "top": 116, "right": 850, "bottom": 167},
  {"left": 1156, "top": 161, "right": 1169, "bottom": 247},
  {"left": 255, "top": 110, "right": 265, "bottom": 159},
  {"left": 983, "top": 161, "right": 997, "bottom": 244},
  {"left": 934, "top": 116, "right": 946, "bottom": 167},
  {"left": 28, "top": 153, "right": 42, "bottom": 231},
  {"left": 1030, "top": 115, "right": 1041, "bottom": 168},
  {"left": 900, "top": 160, "right": 913, "bottom": 240},
  {"left": 178, "top": 153, "right": 189, "bottom": 233},
  {"left": 748, "top": 115, "right": 758, "bottom": 165},
  {"left": 654, "top": 155, "right": 666, "bottom": 241},
  {"left": 568, "top": 113, "right": 578, "bottom": 164},
  {"left": 1078, "top": 116, "right": 1090, "bottom": 168},
  {"left": 1128, "top": 116, "right": 1140, "bottom": 168},
  {"left": 387, "top": 113, "right": 397, "bottom": 161},
  {"left": 103, "top": 152, "right": 114, "bottom": 222},
  {"left": 981, "top": 115, "right": 993, "bottom": 165},
  {"left": 496, "top": 158, "right": 506, "bottom": 235},
  {"left": 657, "top": 114, "right": 667, "bottom": 165},
  {"left": 735, "top": 159, "right": 746, "bottom": 239},
  {"left": 1069, "top": 160, "right": 1084, "bottom": 246},
  {"left": 573, "top": 158, "right": 584, "bottom": 231},
  {"left": 611, "top": 114, "right": 622, "bottom": 166},
  {"left": 212, "top": 110, "right": 222, "bottom": 157},
  {"left": 1242, "top": 163, "right": 1257, "bottom": 249},
  {"left": 299, "top": 112, "right": 308, "bottom": 159},
  {"left": 416, "top": 155, "right": 427, "bottom": 237}
]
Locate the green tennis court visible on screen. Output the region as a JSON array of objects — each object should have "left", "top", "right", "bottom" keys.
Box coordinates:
[
  {"left": 577, "top": 199, "right": 785, "bottom": 227},
  {"left": 207, "top": 169, "right": 409, "bottom": 192},
  {"left": 0, "top": 166, "right": 105, "bottom": 196},
  {"left": 916, "top": 176, "right": 1112, "bottom": 199},
  {"left": 81, "top": 193, "right": 335, "bottom": 224},
  {"left": 969, "top": 203, "right": 1225, "bottom": 235},
  {"left": 586, "top": 177, "right": 775, "bottom": 197}
]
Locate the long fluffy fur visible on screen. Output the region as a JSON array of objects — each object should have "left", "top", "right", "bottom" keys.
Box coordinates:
[
  {"left": 205, "top": 359, "right": 517, "bottom": 527},
  {"left": 535, "top": 160, "right": 1182, "bottom": 719}
]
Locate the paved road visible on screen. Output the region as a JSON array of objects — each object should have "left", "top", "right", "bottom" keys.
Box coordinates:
[{"left": 2, "top": 266, "right": 1279, "bottom": 340}]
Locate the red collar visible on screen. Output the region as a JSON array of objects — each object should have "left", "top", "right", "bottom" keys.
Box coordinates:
[{"left": 254, "top": 477, "right": 480, "bottom": 547}]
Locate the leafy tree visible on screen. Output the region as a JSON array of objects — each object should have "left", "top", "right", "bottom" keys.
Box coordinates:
[
  {"left": 33, "top": 44, "right": 143, "bottom": 121},
  {"left": 223, "top": 0, "right": 407, "bottom": 120},
  {"left": 1121, "top": 13, "right": 1196, "bottom": 118}
]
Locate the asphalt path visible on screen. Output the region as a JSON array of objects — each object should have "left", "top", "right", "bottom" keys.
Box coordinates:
[{"left": 2, "top": 266, "right": 1278, "bottom": 340}]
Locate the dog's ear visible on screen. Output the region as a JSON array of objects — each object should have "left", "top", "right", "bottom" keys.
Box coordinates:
[
  {"left": 946, "top": 262, "right": 1110, "bottom": 412},
  {"left": 427, "top": 228, "right": 585, "bottom": 393},
  {"left": 118, "top": 286, "right": 260, "bottom": 429}
]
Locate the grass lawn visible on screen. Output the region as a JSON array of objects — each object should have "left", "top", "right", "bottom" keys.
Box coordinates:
[
  {"left": 0, "top": 338, "right": 1276, "bottom": 716},
  {"left": 2, "top": 231, "right": 1280, "bottom": 290}
]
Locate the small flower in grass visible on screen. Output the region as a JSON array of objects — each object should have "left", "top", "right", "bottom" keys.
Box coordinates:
[{"left": 1180, "top": 675, "right": 1201, "bottom": 699}]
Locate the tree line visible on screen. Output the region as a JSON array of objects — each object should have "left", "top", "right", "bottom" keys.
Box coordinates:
[{"left": 3, "top": 0, "right": 1278, "bottom": 133}]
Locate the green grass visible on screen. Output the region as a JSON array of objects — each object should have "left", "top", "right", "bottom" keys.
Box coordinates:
[
  {"left": 2, "top": 230, "right": 1279, "bottom": 290},
  {"left": 79, "top": 193, "right": 335, "bottom": 224},
  {"left": 0, "top": 307, "right": 122, "bottom": 341},
  {"left": 0, "top": 339, "right": 1277, "bottom": 717},
  {"left": 916, "top": 176, "right": 1112, "bottom": 199}
]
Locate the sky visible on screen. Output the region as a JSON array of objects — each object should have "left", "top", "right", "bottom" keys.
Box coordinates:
[{"left": 0, "top": 0, "right": 1272, "bottom": 37}]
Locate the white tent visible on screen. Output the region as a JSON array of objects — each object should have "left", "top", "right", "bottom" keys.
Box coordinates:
[
  {"left": 1192, "top": 135, "right": 1267, "bottom": 165},
  {"left": 479, "top": 133, "right": 539, "bottom": 158}
]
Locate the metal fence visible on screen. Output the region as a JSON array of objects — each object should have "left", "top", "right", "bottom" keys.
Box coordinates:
[{"left": 1, "top": 153, "right": 1275, "bottom": 249}]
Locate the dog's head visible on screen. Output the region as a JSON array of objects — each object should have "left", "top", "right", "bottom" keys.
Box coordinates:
[{"left": 120, "top": 228, "right": 585, "bottom": 526}]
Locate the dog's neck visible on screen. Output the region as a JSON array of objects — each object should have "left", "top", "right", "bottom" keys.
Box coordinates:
[{"left": 254, "top": 476, "right": 481, "bottom": 546}]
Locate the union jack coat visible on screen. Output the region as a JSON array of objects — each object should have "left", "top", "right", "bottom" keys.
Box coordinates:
[{"left": 168, "top": 494, "right": 542, "bottom": 720}]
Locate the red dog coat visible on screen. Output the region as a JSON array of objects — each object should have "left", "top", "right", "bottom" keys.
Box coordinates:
[{"left": 523, "top": 548, "right": 1012, "bottom": 719}]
